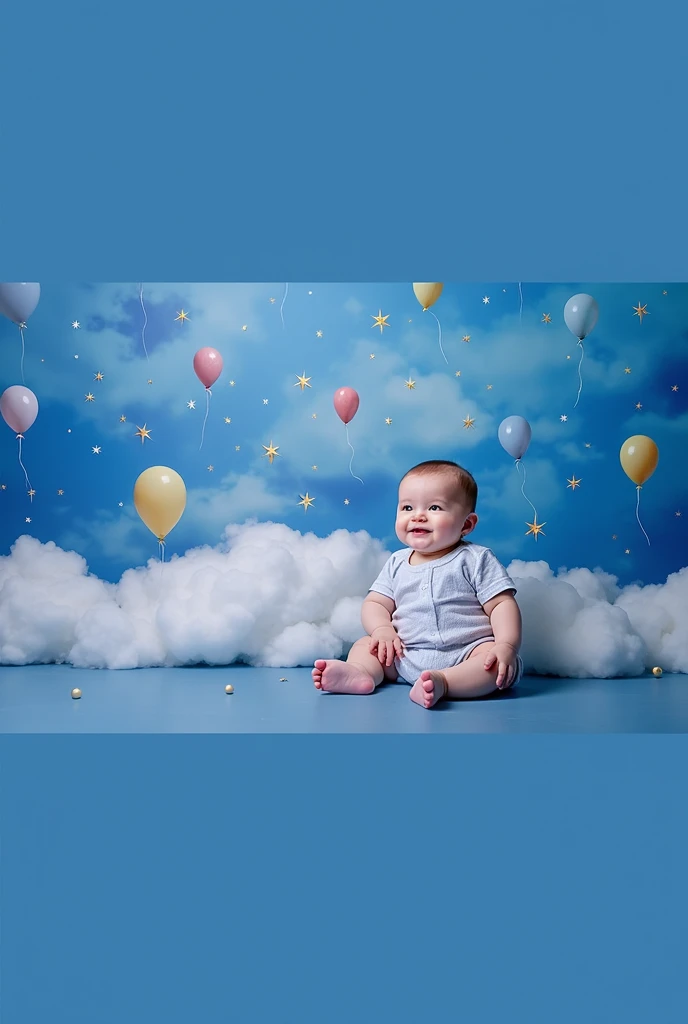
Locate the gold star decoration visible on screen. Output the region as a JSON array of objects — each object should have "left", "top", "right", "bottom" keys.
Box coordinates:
[
  {"left": 541, "top": 314, "right": 552, "bottom": 323},
  {"left": 316, "top": 330, "right": 323, "bottom": 338},
  {"left": 567, "top": 476, "right": 582, "bottom": 490},
  {"left": 633, "top": 302, "right": 649, "bottom": 322},
  {"left": 404, "top": 378, "right": 416, "bottom": 390},
  {"left": 57, "top": 489, "right": 64, "bottom": 495},
  {"left": 385, "top": 417, "right": 392, "bottom": 425},
  {"left": 85, "top": 393, "right": 95, "bottom": 402},
  {"left": 262, "top": 441, "right": 280, "bottom": 464},
  {"left": 525, "top": 517, "right": 546, "bottom": 540},
  {"left": 224, "top": 417, "right": 231, "bottom": 423},
  {"left": 207, "top": 465, "right": 214, "bottom": 472},
  {"left": 294, "top": 372, "right": 312, "bottom": 391},
  {"left": 624, "top": 367, "right": 632, "bottom": 374},
  {"left": 298, "top": 492, "right": 315, "bottom": 511},
  {"left": 463, "top": 415, "right": 475, "bottom": 429},
  {"left": 462, "top": 335, "right": 471, "bottom": 343},
  {"left": 175, "top": 310, "right": 190, "bottom": 322},
  {"left": 94, "top": 372, "right": 104, "bottom": 381},
  {"left": 371, "top": 310, "right": 390, "bottom": 333},
  {"left": 28, "top": 488, "right": 36, "bottom": 498},
  {"left": 120, "top": 415, "right": 126, "bottom": 422},
  {"left": 134, "top": 424, "right": 152, "bottom": 444}
]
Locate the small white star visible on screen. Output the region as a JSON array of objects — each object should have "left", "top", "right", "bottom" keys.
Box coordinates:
[
  {"left": 482, "top": 296, "right": 490, "bottom": 304},
  {"left": 263, "top": 398, "right": 269, "bottom": 405},
  {"left": 118, "top": 502, "right": 123, "bottom": 507},
  {"left": 560, "top": 415, "right": 568, "bottom": 422},
  {"left": 25, "top": 517, "right": 31, "bottom": 523},
  {"left": 187, "top": 400, "right": 196, "bottom": 409},
  {"left": 72, "top": 321, "right": 80, "bottom": 329},
  {"left": 92, "top": 446, "right": 101, "bottom": 454},
  {"left": 74, "top": 354, "right": 79, "bottom": 359}
]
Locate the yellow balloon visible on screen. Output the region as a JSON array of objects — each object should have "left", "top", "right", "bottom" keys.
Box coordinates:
[
  {"left": 619, "top": 435, "right": 659, "bottom": 487},
  {"left": 134, "top": 466, "right": 187, "bottom": 541},
  {"left": 413, "top": 282, "right": 443, "bottom": 311}
]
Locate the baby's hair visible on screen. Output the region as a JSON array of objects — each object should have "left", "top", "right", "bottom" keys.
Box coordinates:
[{"left": 401, "top": 460, "right": 478, "bottom": 512}]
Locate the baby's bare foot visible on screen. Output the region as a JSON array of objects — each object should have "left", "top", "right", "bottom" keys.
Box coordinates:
[
  {"left": 312, "top": 659, "right": 376, "bottom": 694},
  {"left": 409, "top": 670, "right": 448, "bottom": 709}
]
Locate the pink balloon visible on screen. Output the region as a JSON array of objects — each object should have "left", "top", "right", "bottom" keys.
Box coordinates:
[
  {"left": 0, "top": 385, "right": 38, "bottom": 434},
  {"left": 193, "top": 347, "right": 223, "bottom": 389},
  {"left": 333, "top": 387, "right": 360, "bottom": 425}
]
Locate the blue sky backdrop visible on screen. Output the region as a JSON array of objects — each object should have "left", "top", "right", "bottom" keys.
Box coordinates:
[{"left": 1, "top": 281, "right": 686, "bottom": 584}]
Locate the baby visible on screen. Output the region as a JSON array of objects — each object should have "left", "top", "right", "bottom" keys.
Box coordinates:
[{"left": 313, "top": 459, "right": 523, "bottom": 708}]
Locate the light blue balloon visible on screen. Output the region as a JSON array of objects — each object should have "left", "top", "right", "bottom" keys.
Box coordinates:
[
  {"left": 564, "top": 293, "right": 598, "bottom": 341},
  {"left": 498, "top": 415, "right": 532, "bottom": 460},
  {"left": 0, "top": 282, "right": 41, "bottom": 324}
]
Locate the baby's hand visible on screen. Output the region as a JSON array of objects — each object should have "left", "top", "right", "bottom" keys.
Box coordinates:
[
  {"left": 484, "top": 642, "right": 519, "bottom": 689},
  {"left": 369, "top": 626, "right": 404, "bottom": 667}
]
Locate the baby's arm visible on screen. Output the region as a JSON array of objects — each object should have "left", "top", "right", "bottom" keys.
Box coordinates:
[
  {"left": 482, "top": 590, "right": 522, "bottom": 688},
  {"left": 362, "top": 592, "right": 404, "bottom": 665}
]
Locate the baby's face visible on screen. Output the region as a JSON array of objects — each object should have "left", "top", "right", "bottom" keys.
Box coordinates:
[{"left": 395, "top": 473, "right": 476, "bottom": 556}]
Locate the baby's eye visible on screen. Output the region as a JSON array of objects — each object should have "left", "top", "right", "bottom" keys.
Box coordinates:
[
  {"left": 429, "top": 505, "right": 441, "bottom": 511},
  {"left": 401, "top": 505, "right": 412, "bottom": 511}
]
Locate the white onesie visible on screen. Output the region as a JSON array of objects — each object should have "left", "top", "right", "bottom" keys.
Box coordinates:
[{"left": 368, "top": 541, "right": 523, "bottom": 684}]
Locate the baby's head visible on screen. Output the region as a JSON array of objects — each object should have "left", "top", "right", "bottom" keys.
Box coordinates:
[{"left": 396, "top": 460, "right": 478, "bottom": 557}]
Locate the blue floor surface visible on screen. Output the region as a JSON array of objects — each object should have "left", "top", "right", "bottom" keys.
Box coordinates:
[{"left": 1, "top": 665, "right": 686, "bottom": 732}]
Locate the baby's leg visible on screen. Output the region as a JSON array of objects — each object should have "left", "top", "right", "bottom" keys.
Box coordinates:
[
  {"left": 313, "top": 637, "right": 397, "bottom": 694},
  {"left": 409, "top": 643, "right": 500, "bottom": 709}
]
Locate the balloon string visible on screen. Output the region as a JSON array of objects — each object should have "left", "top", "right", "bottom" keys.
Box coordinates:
[
  {"left": 280, "top": 282, "right": 288, "bottom": 329},
  {"left": 573, "top": 340, "right": 584, "bottom": 409},
  {"left": 199, "top": 387, "right": 211, "bottom": 450},
  {"left": 17, "top": 435, "right": 32, "bottom": 496},
  {"left": 518, "top": 282, "right": 523, "bottom": 326},
  {"left": 139, "top": 283, "right": 150, "bottom": 363},
  {"left": 515, "top": 459, "right": 537, "bottom": 520},
  {"left": 19, "top": 325, "right": 26, "bottom": 386},
  {"left": 635, "top": 486, "right": 651, "bottom": 546},
  {"left": 159, "top": 539, "right": 166, "bottom": 583},
  {"left": 345, "top": 423, "right": 364, "bottom": 484},
  {"left": 428, "top": 309, "right": 447, "bottom": 364}
]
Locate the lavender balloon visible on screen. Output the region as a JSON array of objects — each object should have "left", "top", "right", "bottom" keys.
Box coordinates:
[
  {"left": 564, "top": 293, "right": 598, "bottom": 341},
  {"left": 0, "top": 386, "right": 38, "bottom": 434},
  {"left": 498, "top": 415, "right": 531, "bottom": 460},
  {"left": 0, "top": 283, "right": 41, "bottom": 325}
]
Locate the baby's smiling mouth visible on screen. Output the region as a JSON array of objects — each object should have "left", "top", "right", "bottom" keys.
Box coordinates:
[{"left": 410, "top": 527, "right": 430, "bottom": 533}]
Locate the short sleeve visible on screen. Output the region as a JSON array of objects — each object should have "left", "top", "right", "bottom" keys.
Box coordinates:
[
  {"left": 472, "top": 548, "right": 517, "bottom": 606},
  {"left": 368, "top": 554, "right": 396, "bottom": 600}
]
